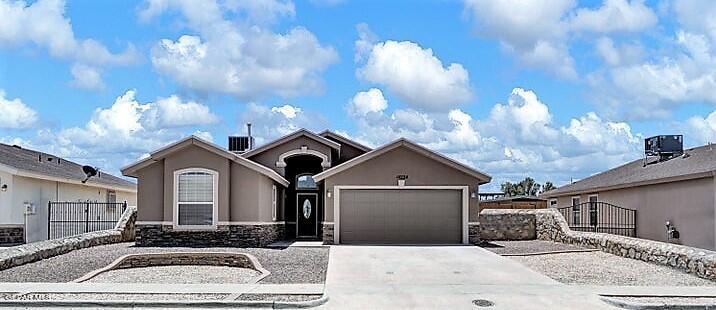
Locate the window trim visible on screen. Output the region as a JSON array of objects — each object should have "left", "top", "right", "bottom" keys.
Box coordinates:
[
  {"left": 173, "top": 168, "right": 219, "bottom": 231},
  {"left": 295, "top": 173, "right": 318, "bottom": 190},
  {"left": 272, "top": 185, "right": 278, "bottom": 221}
]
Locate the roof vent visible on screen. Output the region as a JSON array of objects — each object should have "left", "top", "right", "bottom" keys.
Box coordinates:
[
  {"left": 644, "top": 135, "right": 683, "bottom": 166},
  {"left": 11, "top": 145, "right": 21, "bottom": 149}
]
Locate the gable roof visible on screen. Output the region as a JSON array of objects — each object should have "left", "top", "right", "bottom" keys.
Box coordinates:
[
  {"left": 0, "top": 143, "right": 136, "bottom": 192},
  {"left": 121, "top": 136, "right": 290, "bottom": 187},
  {"left": 544, "top": 144, "right": 716, "bottom": 197},
  {"left": 313, "top": 138, "right": 492, "bottom": 184},
  {"left": 319, "top": 130, "right": 372, "bottom": 153},
  {"left": 241, "top": 129, "right": 341, "bottom": 158}
]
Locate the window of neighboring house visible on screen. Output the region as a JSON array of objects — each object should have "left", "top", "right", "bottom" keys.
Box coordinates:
[
  {"left": 571, "top": 196, "right": 581, "bottom": 225},
  {"left": 549, "top": 199, "right": 557, "bottom": 208},
  {"left": 588, "top": 195, "right": 598, "bottom": 227},
  {"left": 272, "top": 185, "right": 278, "bottom": 221},
  {"left": 296, "top": 174, "right": 317, "bottom": 190},
  {"left": 107, "top": 190, "right": 117, "bottom": 204},
  {"left": 174, "top": 169, "right": 217, "bottom": 229}
]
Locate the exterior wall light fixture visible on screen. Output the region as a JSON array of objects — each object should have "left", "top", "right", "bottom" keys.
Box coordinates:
[{"left": 1, "top": 184, "right": 7, "bottom": 192}]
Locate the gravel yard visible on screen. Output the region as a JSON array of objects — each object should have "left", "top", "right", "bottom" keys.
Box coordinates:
[
  {"left": 482, "top": 240, "right": 596, "bottom": 255},
  {"left": 0, "top": 242, "right": 328, "bottom": 284},
  {"left": 512, "top": 251, "right": 716, "bottom": 286},
  {"left": 86, "top": 266, "right": 262, "bottom": 284}
]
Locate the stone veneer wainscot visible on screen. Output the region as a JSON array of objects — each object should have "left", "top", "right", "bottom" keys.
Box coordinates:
[
  {"left": 135, "top": 224, "right": 285, "bottom": 247},
  {"left": 0, "top": 226, "right": 24, "bottom": 245},
  {"left": 322, "top": 223, "right": 334, "bottom": 244}
]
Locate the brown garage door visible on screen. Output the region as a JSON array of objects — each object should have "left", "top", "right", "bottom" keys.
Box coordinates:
[{"left": 339, "top": 189, "right": 463, "bottom": 244}]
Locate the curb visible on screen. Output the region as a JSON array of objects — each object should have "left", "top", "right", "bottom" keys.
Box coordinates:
[
  {"left": 601, "top": 296, "right": 716, "bottom": 310},
  {"left": 0, "top": 295, "right": 329, "bottom": 309}
]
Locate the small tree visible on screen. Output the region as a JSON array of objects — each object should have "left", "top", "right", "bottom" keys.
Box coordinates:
[
  {"left": 501, "top": 177, "right": 556, "bottom": 196},
  {"left": 541, "top": 181, "right": 556, "bottom": 193}
]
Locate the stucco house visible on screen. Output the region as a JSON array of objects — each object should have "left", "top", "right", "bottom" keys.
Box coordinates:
[
  {"left": 0, "top": 143, "right": 137, "bottom": 245},
  {"left": 121, "top": 129, "right": 491, "bottom": 246},
  {"left": 544, "top": 142, "right": 716, "bottom": 251}
]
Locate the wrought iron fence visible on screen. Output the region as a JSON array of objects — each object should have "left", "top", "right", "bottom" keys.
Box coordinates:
[
  {"left": 557, "top": 201, "right": 636, "bottom": 237},
  {"left": 48, "top": 201, "right": 127, "bottom": 239}
]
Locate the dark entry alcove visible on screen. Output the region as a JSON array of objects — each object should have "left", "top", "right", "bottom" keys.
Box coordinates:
[{"left": 284, "top": 155, "right": 324, "bottom": 240}]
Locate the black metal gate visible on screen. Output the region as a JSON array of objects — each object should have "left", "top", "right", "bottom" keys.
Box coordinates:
[
  {"left": 557, "top": 201, "right": 636, "bottom": 237},
  {"left": 48, "top": 201, "right": 127, "bottom": 239}
]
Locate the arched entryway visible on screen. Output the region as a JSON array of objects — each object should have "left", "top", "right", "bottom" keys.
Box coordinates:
[{"left": 283, "top": 155, "right": 324, "bottom": 239}]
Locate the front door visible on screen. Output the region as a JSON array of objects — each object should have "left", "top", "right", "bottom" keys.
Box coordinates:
[{"left": 296, "top": 193, "right": 318, "bottom": 238}]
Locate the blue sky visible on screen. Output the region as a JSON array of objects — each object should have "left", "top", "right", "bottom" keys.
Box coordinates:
[{"left": 1, "top": 0, "right": 716, "bottom": 190}]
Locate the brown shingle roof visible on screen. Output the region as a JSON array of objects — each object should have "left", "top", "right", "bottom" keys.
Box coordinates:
[
  {"left": 544, "top": 144, "right": 716, "bottom": 197},
  {"left": 0, "top": 143, "right": 136, "bottom": 191}
]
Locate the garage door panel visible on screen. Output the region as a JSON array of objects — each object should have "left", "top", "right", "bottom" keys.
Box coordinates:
[{"left": 339, "top": 189, "right": 462, "bottom": 244}]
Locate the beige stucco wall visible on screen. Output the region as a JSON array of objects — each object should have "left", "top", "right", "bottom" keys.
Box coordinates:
[
  {"left": 551, "top": 177, "right": 716, "bottom": 250},
  {"left": 163, "top": 145, "right": 231, "bottom": 222},
  {"left": 322, "top": 146, "right": 482, "bottom": 222},
  {"left": 5, "top": 175, "right": 136, "bottom": 242},
  {"left": 248, "top": 136, "right": 333, "bottom": 174},
  {"left": 135, "top": 144, "right": 280, "bottom": 224},
  {"left": 136, "top": 160, "right": 164, "bottom": 221}
]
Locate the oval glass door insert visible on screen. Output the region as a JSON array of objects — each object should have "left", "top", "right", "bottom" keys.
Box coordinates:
[{"left": 302, "top": 199, "right": 312, "bottom": 219}]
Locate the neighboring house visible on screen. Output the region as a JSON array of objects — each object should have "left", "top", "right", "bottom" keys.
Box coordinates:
[
  {"left": 121, "top": 129, "right": 491, "bottom": 247},
  {"left": 0, "top": 143, "right": 137, "bottom": 245},
  {"left": 479, "top": 195, "right": 547, "bottom": 210},
  {"left": 543, "top": 143, "right": 716, "bottom": 251}
]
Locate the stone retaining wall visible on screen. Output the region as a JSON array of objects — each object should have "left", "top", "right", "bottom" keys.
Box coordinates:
[
  {"left": 322, "top": 223, "right": 334, "bottom": 245},
  {"left": 479, "top": 209, "right": 716, "bottom": 281},
  {"left": 478, "top": 210, "right": 536, "bottom": 240},
  {"left": 0, "top": 226, "right": 24, "bottom": 245},
  {"left": 0, "top": 206, "right": 137, "bottom": 271},
  {"left": 135, "top": 224, "right": 285, "bottom": 247}
]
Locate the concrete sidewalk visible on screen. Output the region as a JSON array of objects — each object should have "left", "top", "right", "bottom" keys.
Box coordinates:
[{"left": 0, "top": 282, "right": 324, "bottom": 294}]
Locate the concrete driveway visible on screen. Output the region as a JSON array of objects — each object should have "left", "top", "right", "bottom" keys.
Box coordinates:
[{"left": 321, "top": 246, "right": 616, "bottom": 309}]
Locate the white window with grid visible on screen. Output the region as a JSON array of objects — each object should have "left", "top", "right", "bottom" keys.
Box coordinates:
[{"left": 173, "top": 168, "right": 218, "bottom": 229}]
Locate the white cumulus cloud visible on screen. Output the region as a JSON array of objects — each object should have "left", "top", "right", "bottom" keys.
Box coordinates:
[
  {"left": 570, "top": 0, "right": 657, "bottom": 33},
  {"left": 143, "top": 0, "right": 338, "bottom": 100},
  {"left": 357, "top": 40, "right": 472, "bottom": 111},
  {"left": 0, "top": 0, "right": 138, "bottom": 89},
  {"left": 0, "top": 90, "right": 38, "bottom": 129}
]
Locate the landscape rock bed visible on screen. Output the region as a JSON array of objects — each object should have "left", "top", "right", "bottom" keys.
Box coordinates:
[
  {"left": 482, "top": 240, "right": 595, "bottom": 255},
  {"left": 480, "top": 209, "right": 716, "bottom": 281},
  {"left": 513, "top": 251, "right": 716, "bottom": 286},
  {"left": 0, "top": 207, "right": 136, "bottom": 271},
  {"left": 0, "top": 242, "right": 328, "bottom": 284},
  {"left": 85, "top": 265, "right": 262, "bottom": 284}
]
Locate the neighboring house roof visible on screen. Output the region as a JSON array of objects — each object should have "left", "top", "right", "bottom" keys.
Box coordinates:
[
  {"left": 313, "top": 138, "right": 492, "bottom": 184},
  {"left": 0, "top": 143, "right": 136, "bottom": 192},
  {"left": 121, "top": 136, "right": 290, "bottom": 187},
  {"left": 241, "top": 129, "right": 341, "bottom": 158},
  {"left": 544, "top": 144, "right": 716, "bottom": 197},
  {"left": 480, "top": 195, "right": 546, "bottom": 203},
  {"left": 319, "top": 130, "right": 372, "bottom": 153}
]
